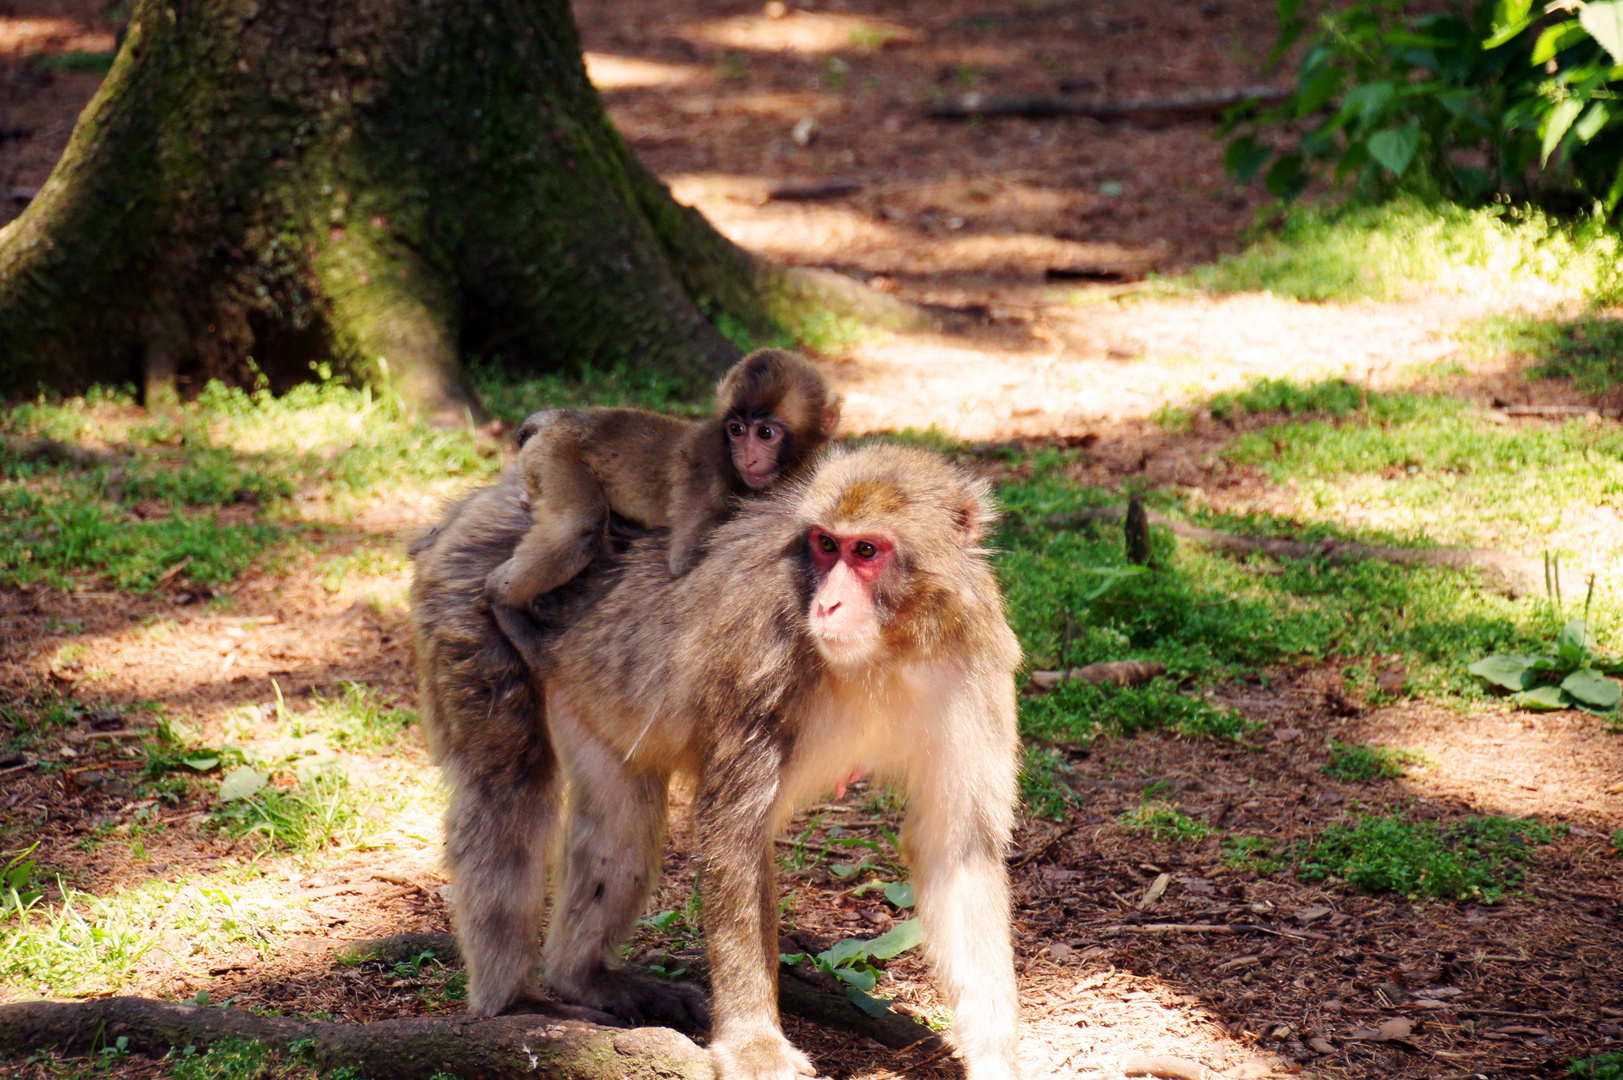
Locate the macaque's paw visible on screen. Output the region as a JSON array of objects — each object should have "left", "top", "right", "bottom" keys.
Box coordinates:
[{"left": 711, "top": 1032, "right": 818, "bottom": 1080}]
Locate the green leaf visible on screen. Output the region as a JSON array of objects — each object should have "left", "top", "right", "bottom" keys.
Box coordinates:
[
  {"left": 1468, "top": 654, "right": 1538, "bottom": 691},
  {"left": 1296, "top": 66, "right": 1344, "bottom": 118},
  {"left": 1277, "top": 0, "right": 1306, "bottom": 22},
  {"left": 1342, "top": 82, "right": 1396, "bottom": 126},
  {"left": 1494, "top": 0, "right": 1534, "bottom": 32},
  {"left": 883, "top": 881, "right": 915, "bottom": 908},
  {"left": 1510, "top": 685, "right": 1568, "bottom": 710},
  {"left": 1368, "top": 121, "right": 1421, "bottom": 175},
  {"left": 828, "top": 862, "right": 863, "bottom": 880},
  {"left": 183, "top": 755, "right": 220, "bottom": 771},
  {"left": 1224, "top": 135, "right": 1272, "bottom": 181},
  {"left": 1575, "top": 101, "right": 1612, "bottom": 143},
  {"left": 863, "top": 918, "right": 924, "bottom": 960},
  {"left": 1532, "top": 21, "right": 1587, "bottom": 64},
  {"left": 1486, "top": 15, "right": 1535, "bottom": 49},
  {"left": 845, "top": 986, "right": 893, "bottom": 1017},
  {"left": 1558, "top": 617, "right": 1592, "bottom": 653},
  {"left": 1562, "top": 669, "right": 1621, "bottom": 710},
  {"left": 1264, "top": 153, "right": 1310, "bottom": 199},
  {"left": 833, "top": 966, "right": 878, "bottom": 992},
  {"left": 1582, "top": 0, "right": 1623, "bottom": 65},
  {"left": 1541, "top": 97, "right": 1585, "bottom": 165},
  {"left": 217, "top": 766, "right": 269, "bottom": 802}
]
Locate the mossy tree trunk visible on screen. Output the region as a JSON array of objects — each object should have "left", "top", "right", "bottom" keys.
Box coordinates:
[{"left": 0, "top": 0, "right": 909, "bottom": 420}]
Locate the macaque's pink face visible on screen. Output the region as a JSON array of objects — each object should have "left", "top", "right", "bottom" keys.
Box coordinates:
[
  {"left": 727, "top": 417, "right": 784, "bottom": 489},
  {"left": 807, "top": 527, "right": 895, "bottom": 663}
]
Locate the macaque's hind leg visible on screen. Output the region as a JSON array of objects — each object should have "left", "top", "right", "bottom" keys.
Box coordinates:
[
  {"left": 488, "top": 447, "right": 610, "bottom": 607},
  {"left": 442, "top": 757, "right": 562, "bottom": 1017},
  {"left": 542, "top": 700, "right": 710, "bottom": 1030}
]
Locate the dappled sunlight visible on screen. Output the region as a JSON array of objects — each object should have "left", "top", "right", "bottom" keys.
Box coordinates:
[
  {"left": 582, "top": 51, "right": 702, "bottom": 91},
  {"left": 672, "top": 11, "right": 919, "bottom": 56},
  {"left": 0, "top": 17, "right": 110, "bottom": 58}
]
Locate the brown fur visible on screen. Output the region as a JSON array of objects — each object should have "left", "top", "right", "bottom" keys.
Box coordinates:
[
  {"left": 411, "top": 445, "right": 1023, "bottom": 1080},
  {"left": 486, "top": 349, "right": 837, "bottom": 607}
]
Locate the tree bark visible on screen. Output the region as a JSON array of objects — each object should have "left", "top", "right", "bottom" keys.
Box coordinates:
[
  {"left": 0, "top": 997, "right": 713, "bottom": 1079},
  {"left": 0, "top": 0, "right": 921, "bottom": 421}
]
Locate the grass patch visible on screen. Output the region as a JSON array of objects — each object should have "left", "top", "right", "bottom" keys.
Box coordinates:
[
  {"left": 997, "top": 467, "right": 1558, "bottom": 708},
  {"left": 1296, "top": 814, "right": 1555, "bottom": 901},
  {"left": 466, "top": 357, "right": 704, "bottom": 426},
  {"left": 213, "top": 768, "right": 388, "bottom": 856},
  {"left": 1019, "top": 745, "right": 1080, "bottom": 821},
  {"left": 1118, "top": 801, "right": 1212, "bottom": 843},
  {"left": 1320, "top": 741, "right": 1426, "bottom": 783},
  {"left": 0, "top": 872, "right": 292, "bottom": 997},
  {"left": 1222, "top": 836, "right": 1285, "bottom": 875},
  {"left": 33, "top": 50, "right": 115, "bottom": 74},
  {"left": 1189, "top": 197, "right": 1623, "bottom": 303},
  {"left": 1461, "top": 312, "right": 1623, "bottom": 395}
]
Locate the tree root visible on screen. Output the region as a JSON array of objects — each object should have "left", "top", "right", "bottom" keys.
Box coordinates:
[
  {"left": 1041, "top": 506, "right": 1544, "bottom": 598},
  {"left": 1027, "top": 661, "right": 1167, "bottom": 691},
  {"left": 0, "top": 933, "right": 941, "bottom": 1077},
  {"left": 0, "top": 996, "right": 712, "bottom": 1080}
]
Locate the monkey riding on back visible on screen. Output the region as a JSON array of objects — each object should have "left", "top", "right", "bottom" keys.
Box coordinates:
[
  {"left": 412, "top": 442, "right": 1026, "bottom": 1080},
  {"left": 485, "top": 348, "right": 840, "bottom": 610}
]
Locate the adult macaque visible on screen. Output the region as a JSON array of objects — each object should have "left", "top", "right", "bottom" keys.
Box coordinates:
[
  {"left": 411, "top": 444, "right": 1023, "bottom": 1080},
  {"left": 485, "top": 348, "right": 839, "bottom": 609}
]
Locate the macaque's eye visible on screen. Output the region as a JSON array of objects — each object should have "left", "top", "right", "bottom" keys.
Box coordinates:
[
  {"left": 757, "top": 424, "right": 778, "bottom": 442},
  {"left": 854, "top": 540, "right": 877, "bottom": 559},
  {"left": 727, "top": 420, "right": 747, "bottom": 439},
  {"left": 818, "top": 533, "right": 839, "bottom": 554}
]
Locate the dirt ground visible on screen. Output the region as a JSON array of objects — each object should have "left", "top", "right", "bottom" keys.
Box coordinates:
[{"left": 4, "top": 1, "right": 1623, "bottom": 1079}]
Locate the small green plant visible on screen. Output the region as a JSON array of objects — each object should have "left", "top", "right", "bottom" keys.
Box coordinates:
[
  {"left": 1469, "top": 576, "right": 1622, "bottom": 713},
  {"left": 783, "top": 919, "right": 923, "bottom": 1017},
  {"left": 1, "top": 843, "right": 43, "bottom": 916},
  {"left": 1297, "top": 813, "right": 1554, "bottom": 900},
  {"left": 213, "top": 768, "right": 382, "bottom": 855},
  {"left": 168, "top": 1038, "right": 272, "bottom": 1080},
  {"left": 1570, "top": 1052, "right": 1623, "bottom": 1080},
  {"left": 1222, "top": 836, "right": 1286, "bottom": 875},
  {"left": 1321, "top": 740, "right": 1425, "bottom": 782},
  {"left": 1020, "top": 745, "right": 1080, "bottom": 821},
  {"left": 1118, "top": 801, "right": 1212, "bottom": 843}
]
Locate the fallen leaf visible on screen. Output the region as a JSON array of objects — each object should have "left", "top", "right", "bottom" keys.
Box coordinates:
[
  {"left": 1138, "top": 872, "right": 1171, "bottom": 908},
  {"left": 1378, "top": 1018, "right": 1413, "bottom": 1040}
]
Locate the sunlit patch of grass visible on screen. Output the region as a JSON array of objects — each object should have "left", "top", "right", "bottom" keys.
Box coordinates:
[
  {"left": 1297, "top": 814, "right": 1556, "bottom": 901},
  {"left": 1118, "top": 801, "right": 1211, "bottom": 842},
  {"left": 294, "top": 682, "right": 417, "bottom": 753},
  {"left": 1321, "top": 741, "right": 1427, "bottom": 783},
  {"left": 1189, "top": 197, "right": 1623, "bottom": 303},
  {"left": 467, "top": 357, "right": 704, "bottom": 426},
  {"left": 1461, "top": 312, "right": 1623, "bottom": 395},
  {"left": 1218, "top": 389, "right": 1623, "bottom": 553},
  {"left": 0, "top": 871, "right": 294, "bottom": 997},
  {"left": 213, "top": 768, "right": 390, "bottom": 856},
  {"left": 314, "top": 542, "right": 409, "bottom": 595},
  {"left": 996, "top": 467, "right": 1563, "bottom": 709}
]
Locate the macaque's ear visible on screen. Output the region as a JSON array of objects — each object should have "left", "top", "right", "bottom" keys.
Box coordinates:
[
  {"left": 515, "top": 414, "right": 546, "bottom": 450},
  {"left": 819, "top": 399, "right": 842, "bottom": 438},
  {"left": 951, "top": 479, "right": 997, "bottom": 547}
]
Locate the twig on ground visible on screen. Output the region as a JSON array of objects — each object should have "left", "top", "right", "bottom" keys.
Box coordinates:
[{"left": 1009, "top": 825, "right": 1079, "bottom": 870}]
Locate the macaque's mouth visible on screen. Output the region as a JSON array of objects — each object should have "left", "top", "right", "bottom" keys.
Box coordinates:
[{"left": 741, "top": 469, "right": 776, "bottom": 489}]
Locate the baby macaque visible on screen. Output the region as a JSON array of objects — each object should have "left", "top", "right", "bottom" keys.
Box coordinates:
[{"left": 486, "top": 349, "right": 839, "bottom": 606}]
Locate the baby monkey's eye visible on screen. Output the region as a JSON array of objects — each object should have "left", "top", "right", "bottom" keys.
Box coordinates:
[
  {"left": 727, "top": 421, "right": 748, "bottom": 438},
  {"left": 757, "top": 424, "right": 778, "bottom": 442}
]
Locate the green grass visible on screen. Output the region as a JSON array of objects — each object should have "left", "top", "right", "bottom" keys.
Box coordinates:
[
  {"left": 1321, "top": 741, "right": 1426, "bottom": 782},
  {"left": 0, "top": 377, "right": 506, "bottom": 593},
  {"left": 1118, "top": 801, "right": 1212, "bottom": 842},
  {"left": 33, "top": 51, "right": 115, "bottom": 74},
  {"left": 1221, "top": 836, "right": 1285, "bottom": 875},
  {"left": 1461, "top": 312, "right": 1623, "bottom": 394},
  {"left": 996, "top": 465, "right": 1559, "bottom": 714},
  {"left": 0, "top": 872, "right": 292, "bottom": 997},
  {"left": 1296, "top": 814, "right": 1555, "bottom": 900},
  {"left": 1189, "top": 197, "right": 1623, "bottom": 303},
  {"left": 1019, "top": 746, "right": 1080, "bottom": 821}
]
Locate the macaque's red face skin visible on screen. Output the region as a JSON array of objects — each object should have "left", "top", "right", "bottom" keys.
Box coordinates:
[
  {"left": 727, "top": 418, "right": 785, "bottom": 489},
  {"left": 807, "top": 528, "right": 896, "bottom": 663}
]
